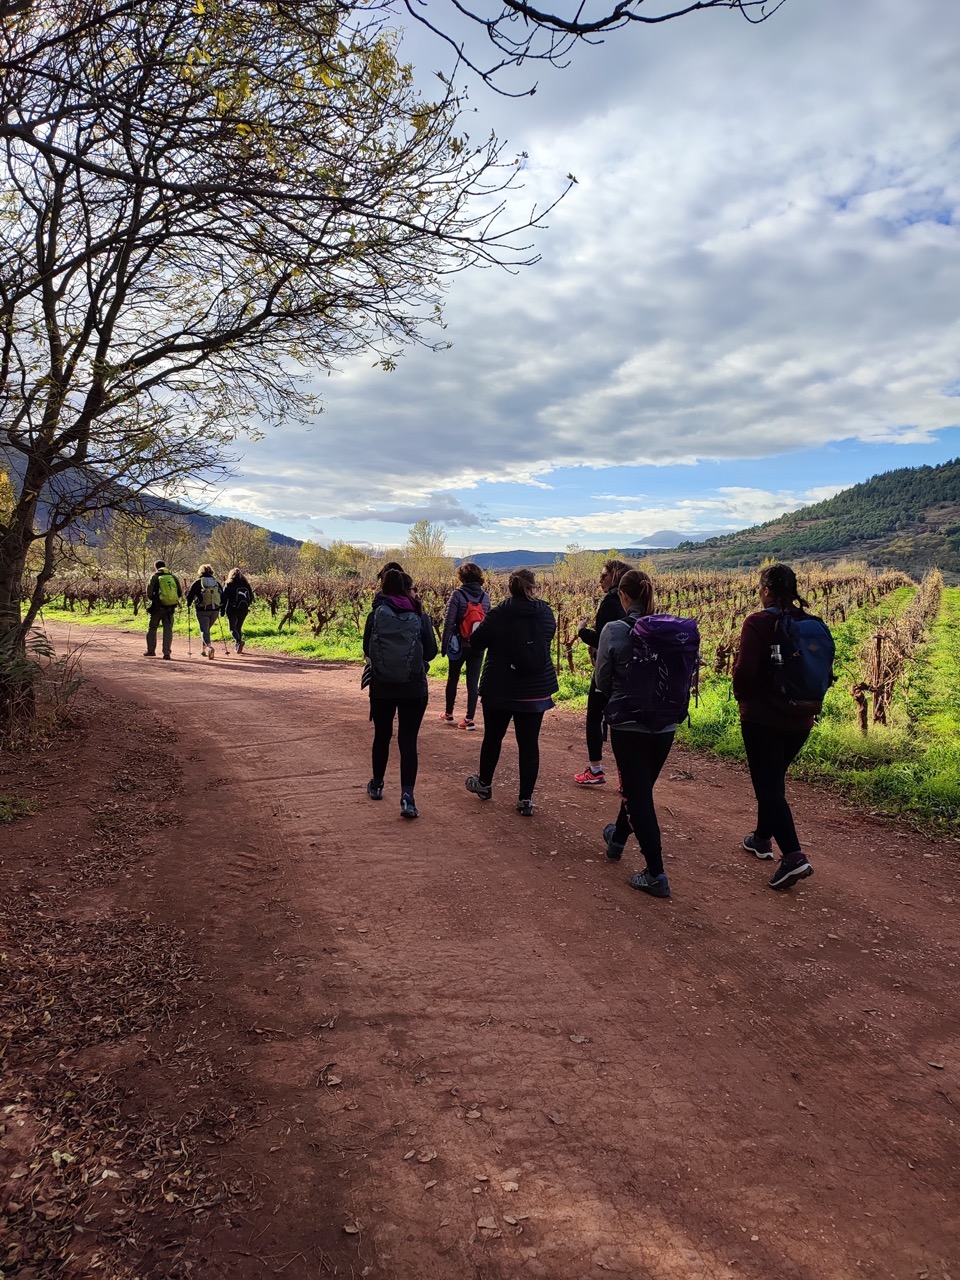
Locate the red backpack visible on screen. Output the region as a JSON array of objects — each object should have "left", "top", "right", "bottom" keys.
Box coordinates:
[{"left": 460, "top": 598, "right": 485, "bottom": 640}]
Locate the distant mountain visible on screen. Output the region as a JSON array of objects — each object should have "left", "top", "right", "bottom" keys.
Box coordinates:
[
  {"left": 626, "top": 529, "right": 733, "bottom": 550},
  {"left": 0, "top": 448, "right": 299, "bottom": 548},
  {"left": 651, "top": 458, "right": 960, "bottom": 577},
  {"left": 456, "top": 550, "right": 563, "bottom": 571}
]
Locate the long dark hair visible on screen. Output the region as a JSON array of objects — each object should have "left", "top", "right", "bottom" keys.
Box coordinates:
[
  {"left": 380, "top": 567, "right": 421, "bottom": 612},
  {"left": 618, "top": 569, "right": 655, "bottom": 617},
  {"left": 508, "top": 568, "right": 537, "bottom": 599},
  {"left": 760, "top": 563, "right": 809, "bottom": 609}
]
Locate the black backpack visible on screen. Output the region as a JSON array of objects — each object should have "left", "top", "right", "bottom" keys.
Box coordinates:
[
  {"left": 507, "top": 607, "right": 548, "bottom": 677},
  {"left": 369, "top": 605, "right": 424, "bottom": 683}
]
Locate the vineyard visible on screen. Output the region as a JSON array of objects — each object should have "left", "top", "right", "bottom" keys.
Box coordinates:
[{"left": 36, "top": 562, "right": 960, "bottom": 829}]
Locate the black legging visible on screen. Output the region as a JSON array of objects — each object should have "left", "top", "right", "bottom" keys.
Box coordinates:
[
  {"left": 609, "top": 728, "right": 675, "bottom": 877},
  {"left": 226, "top": 606, "right": 248, "bottom": 648},
  {"left": 478, "top": 705, "right": 545, "bottom": 801},
  {"left": 740, "top": 720, "right": 810, "bottom": 855},
  {"left": 445, "top": 648, "right": 484, "bottom": 719},
  {"left": 370, "top": 696, "right": 428, "bottom": 791},
  {"left": 585, "top": 677, "right": 609, "bottom": 761}
]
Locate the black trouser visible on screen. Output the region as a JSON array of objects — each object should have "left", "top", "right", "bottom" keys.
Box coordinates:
[
  {"left": 145, "top": 605, "right": 175, "bottom": 657},
  {"left": 609, "top": 728, "right": 675, "bottom": 878},
  {"left": 740, "top": 720, "right": 810, "bottom": 856},
  {"left": 226, "top": 606, "right": 248, "bottom": 648},
  {"left": 370, "top": 696, "right": 428, "bottom": 791},
  {"left": 445, "top": 647, "right": 484, "bottom": 719},
  {"left": 585, "top": 678, "right": 609, "bottom": 761},
  {"left": 478, "top": 705, "right": 545, "bottom": 801}
]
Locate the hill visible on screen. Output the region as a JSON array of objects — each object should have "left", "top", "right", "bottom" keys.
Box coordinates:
[{"left": 651, "top": 458, "right": 960, "bottom": 577}]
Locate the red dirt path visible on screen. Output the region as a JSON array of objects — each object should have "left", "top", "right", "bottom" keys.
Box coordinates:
[{"left": 5, "top": 623, "right": 960, "bottom": 1279}]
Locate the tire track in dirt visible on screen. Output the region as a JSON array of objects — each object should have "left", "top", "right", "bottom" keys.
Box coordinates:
[{"left": 48, "top": 624, "right": 960, "bottom": 1280}]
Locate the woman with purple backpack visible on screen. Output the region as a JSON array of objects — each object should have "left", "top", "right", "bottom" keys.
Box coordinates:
[
  {"left": 439, "top": 562, "right": 491, "bottom": 730},
  {"left": 594, "top": 569, "right": 699, "bottom": 900}
]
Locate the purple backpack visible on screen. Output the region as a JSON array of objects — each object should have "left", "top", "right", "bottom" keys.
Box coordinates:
[{"left": 604, "top": 614, "right": 700, "bottom": 730}]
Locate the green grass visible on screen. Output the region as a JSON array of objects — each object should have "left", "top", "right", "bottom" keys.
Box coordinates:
[{"left": 0, "top": 795, "right": 38, "bottom": 823}]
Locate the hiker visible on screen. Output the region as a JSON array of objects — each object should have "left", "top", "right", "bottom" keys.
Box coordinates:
[
  {"left": 733, "top": 564, "right": 832, "bottom": 891},
  {"left": 186, "top": 563, "right": 224, "bottom": 660},
  {"left": 221, "top": 567, "right": 255, "bottom": 653},
  {"left": 439, "top": 562, "right": 491, "bottom": 730},
  {"left": 144, "top": 560, "right": 182, "bottom": 660},
  {"left": 596, "top": 570, "right": 699, "bottom": 901},
  {"left": 573, "top": 558, "right": 631, "bottom": 786},
  {"left": 464, "top": 568, "right": 558, "bottom": 818},
  {"left": 362, "top": 566, "right": 437, "bottom": 819}
]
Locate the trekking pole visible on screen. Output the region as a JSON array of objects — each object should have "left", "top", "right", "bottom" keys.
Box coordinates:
[
  {"left": 186, "top": 604, "right": 192, "bottom": 657},
  {"left": 218, "top": 613, "right": 230, "bottom": 656}
]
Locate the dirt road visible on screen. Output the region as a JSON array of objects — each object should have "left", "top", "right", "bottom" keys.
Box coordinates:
[{"left": 7, "top": 624, "right": 960, "bottom": 1279}]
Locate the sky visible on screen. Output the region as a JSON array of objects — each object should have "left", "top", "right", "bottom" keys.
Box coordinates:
[{"left": 204, "top": 0, "right": 960, "bottom": 553}]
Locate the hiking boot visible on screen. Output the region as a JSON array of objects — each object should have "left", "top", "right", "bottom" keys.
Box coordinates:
[
  {"left": 742, "top": 833, "right": 775, "bottom": 860},
  {"left": 162, "top": 654, "right": 172, "bottom": 660},
  {"left": 630, "top": 870, "right": 671, "bottom": 898},
  {"left": 603, "top": 822, "right": 625, "bottom": 862},
  {"left": 516, "top": 799, "right": 534, "bottom": 817},
  {"left": 367, "top": 779, "right": 384, "bottom": 801},
  {"left": 769, "top": 852, "right": 813, "bottom": 890},
  {"left": 439, "top": 712, "right": 454, "bottom": 723},
  {"left": 400, "top": 794, "right": 419, "bottom": 819},
  {"left": 574, "top": 767, "right": 605, "bottom": 786},
  {"left": 465, "top": 775, "right": 492, "bottom": 800},
  {"left": 457, "top": 718, "right": 476, "bottom": 731},
  {"left": 143, "top": 651, "right": 155, "bottom": 657}
]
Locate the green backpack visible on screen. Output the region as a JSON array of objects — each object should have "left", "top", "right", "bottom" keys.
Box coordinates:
[{"left": 157, "top": 572, "right": 179, "bottom": 607}]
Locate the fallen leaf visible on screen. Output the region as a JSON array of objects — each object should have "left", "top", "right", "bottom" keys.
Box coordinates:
[
  {"left": 466, "top": 1109, "right": 481, "bottom": 1119},
  {"left": 928, "top": 1062, "right": 945, "bottom": 1070},
  {"left": 502, "top": 1181, "right": 520, "bottom": 1192},
  {"left": 417, "top": 1150, "right": 437, "bottom": 1163},
  {"left": 569, "top": 1035, "right": 589, "bottom": 1044},
  {"left": 403, "top": 1150, "right": 416, "bottom": 1160},
  {"left": 343, "top": 1222, "right": 360, "bottom": 1235},
  {"left": 477, "top": 1216, "right": 497, "bottom": 1230},
  {"left": 325, "top": 1075, "right": 342, "bottom": 1087},
  {"left": 424, "top": 1180, "right": 437, "bottom": 1189},
  {"left": 547, "top": 1112, "right": 564, "bottom": 1125}
]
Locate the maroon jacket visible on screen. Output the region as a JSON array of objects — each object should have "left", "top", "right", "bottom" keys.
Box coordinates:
[{"left": 732, "top": 607, "right": 817, "bottom": 733}]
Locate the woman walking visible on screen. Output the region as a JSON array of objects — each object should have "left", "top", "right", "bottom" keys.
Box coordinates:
[
  {"left": 733, "top": 564, "right": 826, "bottom": 890},
  {"left": 439, "top": 562, "right": 491, "bottom": 730},
  {"left": 362, "top": 567, "right": 437, "bottom": 819},
  {"left": 221, "top": 567, "right": 255, "bottom": 653},
  {"left": 464, "top": 568, "right": 558, "bottom": 817},
  {"left": 186, "top": 563, "right": 223, "bottom": 660},
  {"left": 574, "top": 558, "right": 631, "bottom": 786},
  {"left": 595, "top": 570, "right": 685, "bottom": 900}
]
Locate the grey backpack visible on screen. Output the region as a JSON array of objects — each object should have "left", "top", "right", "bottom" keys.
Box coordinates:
[{"left": 369, "top": 606, "right": 423, "bottom": 683}]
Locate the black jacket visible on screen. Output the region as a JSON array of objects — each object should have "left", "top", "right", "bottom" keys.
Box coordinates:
[
  {"left": 222, "top": 576, "right": 255, "bottom": 613},
  {"left": 470, "top": 596, "right": 558, "bottom": 705},
  {"left": 362, "top": 592, "right": 438, "bottom": 700},
  {"left": 578, "top": 587, "right": 625, "bottom": 649}
]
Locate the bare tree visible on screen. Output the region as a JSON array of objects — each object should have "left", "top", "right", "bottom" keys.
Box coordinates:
[
  {"left": 205, "top": 520, "right": 272, "bottom": 575},
  {"left": 0, "top": 0, "right": 571, "bottom": 649}
]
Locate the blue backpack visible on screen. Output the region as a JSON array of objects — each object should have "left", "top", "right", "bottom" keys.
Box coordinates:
[
  {"left": 767, "top": 608, "right": 835, "bottom": 714},
  {"left": 604, "top": 614, "right": 700, "bottom": 731}
]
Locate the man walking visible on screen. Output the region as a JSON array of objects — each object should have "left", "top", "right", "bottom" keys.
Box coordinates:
[{"left": 145, "top": 560, "right": 182, "bottom": 659}]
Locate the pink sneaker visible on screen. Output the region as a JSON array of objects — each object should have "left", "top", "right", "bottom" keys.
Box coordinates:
[
  {"left": 456, "top": 718, "right": 476, "bottom": 730},
  {"left": 574, "top": 768, "right": 605, "bottom": 786},
  {"left": 439, "top": 712, "right": 454, "bottom": 723}
]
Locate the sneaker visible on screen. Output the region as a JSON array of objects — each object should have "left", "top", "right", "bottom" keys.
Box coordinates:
[
  {"left": 769, "top": 852, "right": 813, "bottom": 891},
  {"left": 516, "top": 799, "right": 534, "bottom": 817},
  {"left": 457, "top": 718, "right": 476, "bottom": 731},
  {"left": 603, "top": 822, "right": 625, "bottom": 862},
  {"left": 208, "top": 648, "right": 215, "bottom": 660},
  {"left": 143, "top": 651, "right": 155, "bottom": 658},
  {"left": 465, "top": 775, "right": 492, "bottom": 801},
  {"left": 400, "top": 794, "right": 419, "bottom": 819},
  {"left": 162, "top": 654, "right": 172, "bottom": 660},
  {"left": 742, "top": 833, "right": 775, "bottom": 860},
  {"left": 439, "top": 712, "right": 454, "bottom": 723},
  {"left": 574, "top": 767, "right": 606, "bottom": 786},
  {"left": 367, "top": 779, "right": 384, "bottom": 801},
  {"left": 630, "top": 870, "right": 671, "bottom": 898}
]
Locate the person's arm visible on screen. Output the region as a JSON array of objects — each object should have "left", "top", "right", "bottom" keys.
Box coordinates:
[
  {"left": 441, "top": 590, "right": 461, "bottom": 657},
  {"left": 594, "top": 619, "right": 622, "bottom": 696},
  {"left": 362, "top": 610, "right": 373, "bottom": 658},
  {"left": 146, "top": 573, "right": 158, "bottom": 605},
  {"left": 732, "top": 615, "right": 768, "bottom": 703},
  {"left": 422, "top": 613, "right": 438, "bottom": 664}
]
